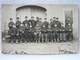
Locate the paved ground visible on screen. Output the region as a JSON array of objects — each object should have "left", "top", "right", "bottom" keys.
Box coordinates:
[{"left": 2, "top": 40, "right": 78, "bottom": 54}]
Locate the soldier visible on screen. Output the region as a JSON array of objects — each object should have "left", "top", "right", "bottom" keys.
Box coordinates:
[
  {"left": 42, "top": 18, "right": 49, "bottom": 42},
  {"left": 10, "top": 25, "right": 17, "bottom": 43},
  {"left": 24, "top": 23, "right": 30, "bottom": 42},
  {"left": 34, "top": 23, "right": 41, "bottom": 43},
  {"left": 36, "top": 17, "right": 43, "bottom": 27},
  {"left": 41, "top": 24, "right": 46, "bottom": 43},
  {"left": 19, "top": 24, "right": 26, "bottom": 43},
  {"left": 8, "top": 18, "right": 14, "bottom": 29},
  {"left": 23, "top": 16, "right": 29, "bottom": 26},
  {"left": 29, "top": 24, "right": 35, "bottom": 42},
  {"left": 47, "top": 24, "right": 52, "bottom": 42},
  {"left": 30, "top": 16, "right": 36, "bottom": 28},
  {"left": 16, "top": 17, "right": 21, "bottom": 43},
  {"left": 65, "top": 24, "right": 73, "bottom": 42},
  {"left": 16, "top": 17, "right": 21, "bottom": 28},
  {"left": 65, "top": 17, "right": 73, "bottom": 27},
  {"left": 53, "top": 23, "right": 60, "bottom": 42},
  {"left": 59, "top": 23, "right": 66, "bottom": 42}
]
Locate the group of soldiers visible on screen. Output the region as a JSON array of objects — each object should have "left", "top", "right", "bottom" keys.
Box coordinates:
[{"left": 7, "top": 16, "right": 73, "bottom": 43}]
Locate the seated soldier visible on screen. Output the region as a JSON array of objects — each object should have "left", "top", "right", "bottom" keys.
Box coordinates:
[
  {"left": 53, "top": 24, "right": 60, "bottom": 42},
  {"left": 19, "top": 24, "right": 26, "bottom": 43},
  {"left": 65, "top": 24, "right": 73, "bottom": 42},
  {"left": 59, "top": 23, "right": 66, "bottom": 42},
  {"left": 29, "top": 24, "right": 35, "bottom": 42},
  {"left": 10, "top": 25, "right": 17, "bottom": 43},
  {"left": 34, "top": 23, "right": 41, "bottom": 43}
]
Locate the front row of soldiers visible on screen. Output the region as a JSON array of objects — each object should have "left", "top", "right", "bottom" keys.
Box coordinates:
[{"left": 7, "top": 16, "right": 73, "bottom": 43}]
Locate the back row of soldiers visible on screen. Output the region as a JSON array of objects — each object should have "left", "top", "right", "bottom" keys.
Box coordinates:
[{"left": 7, "top": 16, "right": 73, "bottom": 43}]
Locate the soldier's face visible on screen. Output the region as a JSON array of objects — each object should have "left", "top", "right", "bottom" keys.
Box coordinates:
[
  {"left": 25, "top": 18, "right": 28, "bottom": 20},
  {"left": 17, "top": 19, "right": 19, "bottom": 21},
  {"left": 31, "top": 18, "right": 34, "bottom": 20}
]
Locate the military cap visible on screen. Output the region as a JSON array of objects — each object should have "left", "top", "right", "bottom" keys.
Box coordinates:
[
  {"left": 50, "top": 19, "right": 52, "bottom": 21},
  {"left": 25, "top": 16, "right": 28, "bottom": 18},
  {"left": 31, "top": 16, "right": 34, "bottom": 18},
  {"left": 44, "top": 18, "right": 47, "bottom": 20},
  {"left": 53, "top": 17, "right": 56, "bottom": 19},
  {"left": 56, "top": 17, "right": 59, "bottom": 19},
  {"left": 10, "top": 18, "right": 12, "bottom": 20},
  {"left": 39, "top": 18, "right": 42, "bottom": 20},
  {"left": 17, "top": 17, "right": 19, "bottom": 19},
  {"left": 36, "top": 17, "right": 39, "bottom": 19}
]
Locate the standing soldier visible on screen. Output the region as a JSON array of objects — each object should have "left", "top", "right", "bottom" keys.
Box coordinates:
[
  {"left": 42, "top": 18, "right": 49, "bottom": 42},
  {"left": 16, "top": 17, "right": 21, "bottom": 28},
  {"left": 65, "top": 17, "right": 73, "bottom": 42},
  {"left": 10, "top": 25, "right": 17, "bottom": 43},
  {"left": 8, "top": 18, "right": 14, "bottom": 30},
  {"left": 23, "top": 16, "right": 29, "bottom": 26},
  {"left": 30, "top": 16, "right": 36, "bottom": 28},
  {"left": 16, "top": 17, "right": 21, "bottom": 43}
]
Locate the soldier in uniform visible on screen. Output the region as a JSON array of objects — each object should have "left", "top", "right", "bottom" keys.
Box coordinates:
[
  {"left": 47, "top": 24, "right": 52, "bottom": 42},
  {"left": 41, "top": 24, "right": 46, "bottom": 43},
  {"left": 19, "top": 24, "right": 26, "bottom": 43},
  {"left": 53, "top": 23, "right": 60, "bottom": 42},
  {"left": 10, "top": 25, "right": 17, "bottom": 43},
  {"left": 23, "top": 16, "right": 29, "bottom": 26},
  {"left": 8, "top": 18, "right": 14, "bottom": 29},
  {"left": 43, "top": 18, "right": 49, "bottom": 42},
  {"left": 65, "top": 17, "right": 73, "bottom": 27},
  {"left": 30, "top": 16, "right": 36, "bottom": 28},
  {"left": 65, "top": 23, "right": 73, "bottom": 42},
  {"left": 29, "top": 24, "right": 35, "bottom": 42},
  {"left": 34, "top": 23, "right": 41, "bottom": 42},
  {"left": 65, "top": 17, "right": 73, "bottom": 42},
  {"left": 59, "top": 23, "right": 66, "bottom": 42},
  {"left": 16, "top": 17, "right": 21, "bottom": 43},
  {"left": 16, "top": 17, "right": 21, "bottom": 28},
  {"left": 24, "top": 23, "right": 30, "bottom": 42}
]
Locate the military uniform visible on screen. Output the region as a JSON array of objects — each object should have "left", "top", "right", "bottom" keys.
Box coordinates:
[
  {"left": 16, "top": 20, "right": 21, "bottom": 28},
  {"left": 65, "top": 26, "right": 73, "bottom": 41},
  {"left": 19, "top": 25, "right": 26, "bottom": 43},
  {"left": 24, "top": 26, "right": 30, "bottom": 42},
  {"left": 23, "top": 20, "right": 29, "bottom": 26},
  {"left": 29, "top": 26, "right": 35, "bottom": 42},
  {"left": 47, "top": 26, "right": 52, "bottom": 42},
  {"left": 8, "top": 21, "right": 14, "bottom": 29},
  {"left": 53, "top": 25, "right": 60, "bottom": 42},
  {"left": 10, "top": 27, "right": 17, "bottom": 43},
  {"left": 34, "top": 25, "right": 41, "bottom": 42},
  {"left": 59, "top": 26, "right": 66, "bottom": 42}
]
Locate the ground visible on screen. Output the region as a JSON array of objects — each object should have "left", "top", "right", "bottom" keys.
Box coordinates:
[{"left": 2, "top": 40, "right": 78, "bottom": 54}]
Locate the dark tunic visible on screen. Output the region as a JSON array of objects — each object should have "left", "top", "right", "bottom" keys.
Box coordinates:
[{"left": 8, "top": 22, "right": 14, "bottom": 29}]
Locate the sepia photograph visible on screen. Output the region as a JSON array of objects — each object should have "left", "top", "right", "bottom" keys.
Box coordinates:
[{"left": 2, "top": 4, "right": 78, "bottom": 54}]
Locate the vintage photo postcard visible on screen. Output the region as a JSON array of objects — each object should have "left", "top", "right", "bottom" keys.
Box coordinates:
[{"left": 2, "top": 4, "right": 78, "bottom": 54}]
